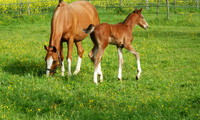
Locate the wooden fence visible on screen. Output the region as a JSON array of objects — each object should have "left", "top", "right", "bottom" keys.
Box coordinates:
[{"left": 0, "top": 0, "right": 199, "bottom": 19}]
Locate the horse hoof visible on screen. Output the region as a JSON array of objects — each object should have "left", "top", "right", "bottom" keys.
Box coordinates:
[
  {"left": 73, "top": 70, "right": 79, "bottom": 75},
  {"left": 61, "top": 73, "right": 65, "bottom": 76},
  {"left": 68, "top": 73, "right": 72, "bottom": 76},
  {"left": 94, "top": 82, "right": 98, "bottom": 85},
  {"left": 100, "top": 79, "right": 103, "bottom": 83},
  {"left": 118, "top": 78, "right": 122, "bottom": 81},
  {"left": 136, "top": 76, "right": 139, "bottom": 80}
]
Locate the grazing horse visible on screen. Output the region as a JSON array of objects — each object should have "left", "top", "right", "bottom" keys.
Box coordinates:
[
  {"left": 44, "top": 0, "right": 99, "bottom": 76},
  {"left": 83, "top": 8, "right": 148, "bottom": 84}
]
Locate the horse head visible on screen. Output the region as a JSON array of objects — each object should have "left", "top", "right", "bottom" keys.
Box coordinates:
[
  {"left": 44, "top": 45, "right": 62, "bottom": 76},
  {"left": 133, "top": 8, "right": 149, "bottom": 29}
]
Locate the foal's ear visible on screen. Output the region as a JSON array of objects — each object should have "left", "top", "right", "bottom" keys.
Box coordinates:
[
  {"left": 133, "top": 8, "right": 138, "bottom": 13},
  {"left": 138, "top": 8, "right": 143, "bottom": 13}
]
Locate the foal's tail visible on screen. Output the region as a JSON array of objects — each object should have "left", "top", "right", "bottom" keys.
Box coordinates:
[{"left": 83, "top": 24, "right": 95, "bottom": 34}]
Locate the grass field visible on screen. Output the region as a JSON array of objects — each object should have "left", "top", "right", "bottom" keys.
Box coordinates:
[{"left": 0, "top": 8, "right": 200, "bottom": 119}]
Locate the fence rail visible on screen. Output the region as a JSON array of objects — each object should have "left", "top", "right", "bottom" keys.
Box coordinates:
[{"left": 0, "top": 0, "right": 199, "bottom": 19}]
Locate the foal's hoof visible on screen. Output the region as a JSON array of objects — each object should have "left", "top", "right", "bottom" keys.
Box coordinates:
[
  {"left": 73, "top": 70, "right": 79, "bottom": 75},
  {"left": 100, "top": 79, "right": 103, "bottom": 83},
  {"left": 136, "top": 76, "right": 139, "bottom": 80},
  {"left": 88, "top": 52, "right": 93, "bottom": 59},
  {"left": 68, "top": 73, "right": 72, "bottom": 76},
  {"left": 118, "top": 78, "right": 122, "bottom": 81}
]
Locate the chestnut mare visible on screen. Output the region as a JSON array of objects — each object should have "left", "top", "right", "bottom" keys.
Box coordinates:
[
  {"left": 83, "top": 8, "right": 148, "bottom": 84},
  {"left": 44, "top": 0, "right": 99, "bottom": 76}
]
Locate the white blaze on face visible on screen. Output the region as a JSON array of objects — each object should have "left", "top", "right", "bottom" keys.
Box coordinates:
[
  {"left": 46, "top": 56, "right": 53, "bottom": 76},
  {"left": 141, "top": 14, "right": 149, "bottom": 29}
]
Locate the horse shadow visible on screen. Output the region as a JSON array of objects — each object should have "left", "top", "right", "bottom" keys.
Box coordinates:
[{"left": 2, "top": 60, "right": 45, "bottom": 77}]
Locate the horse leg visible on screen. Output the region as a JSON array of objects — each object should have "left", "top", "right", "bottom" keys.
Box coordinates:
[
  {"left": 117, "top": 46, "right": 124, "bottom": 81},
  {"left": 60, "top": 42, "right": 65, "bottom": 76},
  {"left": 67, "top": 36, "right": 74, "bottom": 75},
  {"left": 124, "top": 45, "right": 142, "bottom": 80},
  {"left": 89, "top": 45, "right": 98, "bottom": 63},
  {"left": 93, "top": 45, "right": 107, "bottom": 84},
  {"left": 89, "top": 33, "right": 98, "bottom": 62},
  {"left": 97, "top": 63, "right": 103, "bottom": 82},
  {"left": 73, "top": 41, "right": 84, "bottom": 75}
]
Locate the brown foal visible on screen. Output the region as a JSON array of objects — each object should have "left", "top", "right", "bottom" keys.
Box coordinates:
[
  {"left": 44, "top": 0, "right": 99, "bottom": 76},
  {"left": 83, "top": 8, "right": 148, "bottom": 84}
]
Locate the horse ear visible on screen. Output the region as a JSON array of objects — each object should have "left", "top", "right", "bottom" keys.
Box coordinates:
[
  {"left": 138, "top": 8, "right": 143, "bottom": 13},
  {"left": 52, "top": 46, "right": 57, "bottom": 52},
  {"left": 133, "top": 8, "right": 138, "bottom": 13},
  {"left": 44, "top": 45, "right": 48, "bottom": 51}
]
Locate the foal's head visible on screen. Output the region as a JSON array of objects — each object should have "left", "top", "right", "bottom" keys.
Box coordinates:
[
  {"left": 44, "top": 45, "right": 62, "bottom": 76},
  {"left": 124, "top": 8, "right": 148, "bottom": 29},
  {"left": 133, "top": 8, "right": 148, "bottom": 29}
]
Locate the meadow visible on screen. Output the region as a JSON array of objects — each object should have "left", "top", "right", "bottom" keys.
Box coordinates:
[{"left": 0, "top": 3, "right": 200, "bottom": 120}]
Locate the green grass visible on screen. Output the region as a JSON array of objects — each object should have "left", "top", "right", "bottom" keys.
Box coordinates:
[{"left": 0, "top": 10, "right": 200, "bottom": 119}]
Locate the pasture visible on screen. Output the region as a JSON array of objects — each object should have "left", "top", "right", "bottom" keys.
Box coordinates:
[{"left": 0, "top": 7, "right": 200, "bottom": 120}]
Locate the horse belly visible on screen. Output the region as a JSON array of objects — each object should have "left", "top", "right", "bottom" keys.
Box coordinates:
[{"left": 109, "top": 37, "right": 123, "bottom": 46}]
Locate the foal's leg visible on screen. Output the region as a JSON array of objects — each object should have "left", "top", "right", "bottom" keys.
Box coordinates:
[
  {"left": 93, "top": 46, "right": 106, "bottom": 84},
  {"left": 124, "top": 45, "right": 142, "bottom": 80},
  {"left": 67, "top": 36, "right": 74, "bottom": 75},
  {"left": 89, "top": 46, "right": 98, "bottom": 61},
  {"left": 73, "top": 41, "right": 84, "bottom": 75},
  {"left": 117, "top": 47, "right": 124, "bottom": 81},
  {"left": 60, "top": 42, "right": 65, "bottom": 76},
  {"left": 97, "top": 63, "right": 103, "bottom": 82}
]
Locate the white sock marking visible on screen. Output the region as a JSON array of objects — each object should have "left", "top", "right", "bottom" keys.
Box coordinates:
[
  {"left": 61, "top": 61, "right": 65, "bottom": 76},
  {"left": 97, "top": 63, "right": 103, "bottom": 82},
  {"left": 73, "top": 56, "right": 82, "bottom": 75},
  {"left": 137, "top": 59, "right": 142, "bottom": 78},
  {"left": 118, "top": 48, "right": 123, "bottom": 80},
  {"left": 94, "top": 63, "right": 100, "bottom": 85},
  {"left": 67, "top": 58, "right": 72, "bottom": 75},
  {"left": 46, "top": 56, "right": 53, "bottom": 77}
]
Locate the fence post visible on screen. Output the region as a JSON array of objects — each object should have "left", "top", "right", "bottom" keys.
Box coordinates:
[
  {"left": 197, "top": 0, "right": 199, "bottom": 9},
  {"left": 157, "top": 0, "right": 160, "bottom": 16},
  {"left": 20, "top": 0, "right": 22, "bottom": 15},
  {"left": 119, "top": 0, "right": 122, "bottom": 7},
  {"left": 146, "top": 0, "right": 149, "bottom": 10},
  {"left": 166, "top": 0, "right": 169, "bottom": 19},
  {"left": 28, "top": 0, "right": 30, "bottom": 14},
  {"left": 174, "top": 0, "right": 176, "bottom": 12}
]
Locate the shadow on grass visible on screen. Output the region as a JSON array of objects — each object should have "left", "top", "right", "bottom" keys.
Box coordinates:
[{"left": 2, "top": 60, "right": 45, "bottom": 77}]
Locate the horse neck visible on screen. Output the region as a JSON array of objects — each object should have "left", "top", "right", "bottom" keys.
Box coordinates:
[
  {"left": 49, "top": 3, "right": 71, "bottom": 50},
  {"left": 123, "top": 13, "right": 137, "bottom": 29}
]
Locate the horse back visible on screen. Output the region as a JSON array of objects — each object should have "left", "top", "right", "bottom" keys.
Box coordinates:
[
  {"left": 51, "top": 1, "right": 99, "bottom": 42},
  {"left": 93, "top": 23, "right": 132, "bottom": 45},
  {"left": 69, "top": 1, "right": 100, "bottom": 41}
]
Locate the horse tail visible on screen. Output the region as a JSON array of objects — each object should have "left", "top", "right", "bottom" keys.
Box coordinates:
[{"left": 83, "top": 24, "right": 95, "bottom": 34}]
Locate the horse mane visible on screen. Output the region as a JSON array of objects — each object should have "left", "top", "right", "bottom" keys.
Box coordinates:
[
  {"left": 122, "top": 9, "right": 138, "bottom": 24},
  {"left": 122, "top": 13, "right": 132, "bottom": 24},
  {"left": 50, "top": 2, "right": 65, "bottom": 45}
]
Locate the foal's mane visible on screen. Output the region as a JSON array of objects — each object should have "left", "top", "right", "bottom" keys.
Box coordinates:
[{"left": 122, "top": 9, "right": 138, "bottom": 24}]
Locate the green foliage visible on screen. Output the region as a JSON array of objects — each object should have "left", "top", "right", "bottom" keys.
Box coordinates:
[
  {"left": 0, "top": 0, "right": 199, "bottom": 16},
  {"left": 0, "top": 7, "right": 199, "bottom": 120}
]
